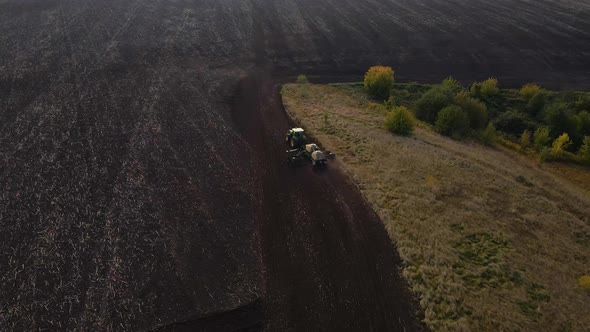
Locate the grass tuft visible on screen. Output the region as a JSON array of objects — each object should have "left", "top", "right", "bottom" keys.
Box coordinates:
[
  {"left": 518, "top": 284, "right": 551, "bottom": 319},
  {"left": 453, "top": 234, "right": 513, "bottom": 289}
]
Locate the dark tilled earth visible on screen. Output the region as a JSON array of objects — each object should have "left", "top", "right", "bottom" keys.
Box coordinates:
[{"left": 1, "top": 0, "right": 589, "bottom": 330}]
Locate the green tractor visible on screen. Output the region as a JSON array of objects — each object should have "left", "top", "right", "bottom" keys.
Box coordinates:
[{"left": 285, "top": 127, "right": 306, "bottom": 148}]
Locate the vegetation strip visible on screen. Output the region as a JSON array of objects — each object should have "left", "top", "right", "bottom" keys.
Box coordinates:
[{"left": 282, "top": 77, "right": 590, "bottom": 331}]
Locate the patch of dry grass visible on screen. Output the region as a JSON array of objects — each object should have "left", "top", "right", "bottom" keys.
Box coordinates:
[{"left": 281, "top": 83, "right": 590, "bottom": 331}]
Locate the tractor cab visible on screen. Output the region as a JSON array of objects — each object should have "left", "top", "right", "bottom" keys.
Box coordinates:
[{"left": 286, "top": 128, "right": 306, "bottom": 148}]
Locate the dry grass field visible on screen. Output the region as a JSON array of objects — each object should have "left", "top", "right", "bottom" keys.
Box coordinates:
[{"left": 282, "top": 83, "right": 590, "bottom": 331}]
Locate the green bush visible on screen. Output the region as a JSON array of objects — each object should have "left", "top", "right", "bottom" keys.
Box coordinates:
[
  {"left": 415, "top": 86, "right": 454, "bottom": 123},
  {"left": 384, "top": 95, "right": 397, "bottom": 109},
  {"left": 574, "top": 95, "right": 590, "bottom": 112},
  {"left": 579, "top": 137, "right": 590, "bottom": 165},
  {"left": 454, "top": 91, "right": 488, "bottom": 129},
  {"left": 544, "top": 102, "right": 576, "bottom": 138},
  {"left": 364, "top": 66, "right": 394, "bottom": 99},
  {"left": 526, "top": 91, "right": 547, "bottom": 118},
  {"left": 519, "top": 83, "right": 542, "bottom": 101},
  {"left": 534, "top": 127, "right": 551, "bottom": 150},
  {"left": 493, "top": 110, "right": 532, "bottom": 136},
  {"left": 480, "top": 123, "right": 497, "bottom": 146},
  {"left": 575, "top": 110, "right": 590, "bottom": 136},
  {"left": 520, "top": 129, "right": 531, "bottom": 148},
  {"left": 389, "top": 84, "right": 433, "bottom": 109},
  {"left": 441, "top": 76, "right": 461, "bottom": 91},
  {"left": 551, "top": 133, "right": 572, "bottom": 156},
  {"left": 435, "top": 105, "right": 470, "bottom": 138},
  {"left": 296, "top": 74, "right": 309, "bottom": 84},
  {"left": 389, "top": 88, "right": 411, "bottom": 105},
  {"left": 471, "top": 78, "right": 499, "bottom": 98},
  {"left": 385, "top": 106, "right": 416, "bottom": 135}
]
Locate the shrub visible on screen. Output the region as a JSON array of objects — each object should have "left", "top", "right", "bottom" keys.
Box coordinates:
[
  {"left": 385, "top": 106, "right": 416, "bottom": 135},
  {"left": 480, "top": 123, "right": 497, "bottom": 146},
  {"left": 415, "top": 86, "right": 454, "bottom": 123},
  {"left": 551, "top": 133, "right": 572, "bottom": 156},
  {"left": 384, "top": 95, "right": 397, "bottom": 109},
  {"left": 435, "top": 105, "right": 470, "bottom": 138},
  {"left": 544, "top": 102, "right": 576, "bottom": 138},
  {"left": 574, "top": 95, "right": 590, "bottom": 112},
  {"left": 493, "top": 110, "right": 532, "bottom": 136},
  {"left": 575, "top": 110, "right": 590, "bottom": 136},
  {"left": 471, "top": 78, "right": 499, "bottom": 98},
  {"left": 454, "top": 91, "right": 488, "bottom": 129},
  {"left": 519, "top": 83, "right": 542, "bottom": 101},
  {"left": 296, "top": 74, "right": 309, "bottom": 84},
  {"left": 389, "top": 88, "right": 411, "bottom": 106},
  {"left": 527, "top": 91, "right": 547, "bottom": 118},
  {"left": 520, "top": 129, "right": 531, "bottom": 148},
  {"left": 579, "top": 136, "right": 590, "bottom": 164},
  {"left": 364, "top": 66, "right": 394, "bottom": 99},
  {"left": 533, "top": 127, "right": 551, "bottom": 150},
  {"left": 481, "top": 78, "right": 500, "bottom": 95},
  {"left": 497, "top": 136, "right": 521, "bottom": 151},
  {"left": 441, "top": 76, "right": 461, "bottom": 91}
]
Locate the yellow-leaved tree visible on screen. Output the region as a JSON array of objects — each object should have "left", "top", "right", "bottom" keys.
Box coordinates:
[
  {"left": 364, "top": 66, "right": 394, "bottom": 99},
  {"left": 519, "top": 83, "right": 542, "bottom": 101},
  {"left": 551, "top": 133, "right": 572, "bottom": 156}
]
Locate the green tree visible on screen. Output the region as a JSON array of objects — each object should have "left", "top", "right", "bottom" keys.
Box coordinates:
[
  {"left": 551, "top": 133, "right": 572, "bottom": 156},
  {"left": 364, "top": 66, "right": 394, "bottom": 99},
  {"left": 471, "top": 78, "right": 499, "bottom": 98},
  {"left": 493, "top": 110, "right": 531, "bottom": 136},
  {"left": 385, "top": 106, "right": 416, "bottom": 135},
  {"left": 575, "top": 110, "right": 590, "bottom": 136},
  {"left": 453, "top": 91, "right": 488, "bottom": 129},
  {"left": 435, "top": 105, "right": 470, "bottom": 138},
  {"left": 526, "top": 91, "right": 547, "bottom": 118},
  {"left": 441, "top": 76, "right": 461, "bottom": 91},
  {"left": 415, "top": 86, "right": 454, "bottom": 123},
  {"left": 544, "top": 103, "right": 576, "bottom": 138},
  {"left": 533, "top": 127, "right": 551, "bottom": 150},
  {"left": 574, "top": 95, "right": 590, "bottom": 112}
]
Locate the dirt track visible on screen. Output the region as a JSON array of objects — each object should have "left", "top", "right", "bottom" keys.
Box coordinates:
[{"left": 1, "top": 0, "right": 590, "bottom": 330}]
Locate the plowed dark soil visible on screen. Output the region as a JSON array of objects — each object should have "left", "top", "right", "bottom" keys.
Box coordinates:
[
  {"left": 229, "top": 73, "right": 425, "bottom": 331},
  {"left": 1, "top": 0, "right": 590, "bottom": 330}
]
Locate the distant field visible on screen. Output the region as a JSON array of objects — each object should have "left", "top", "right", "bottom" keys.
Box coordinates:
[{"left": 282, "top": 83, "right": 590, "bottom": 331}]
